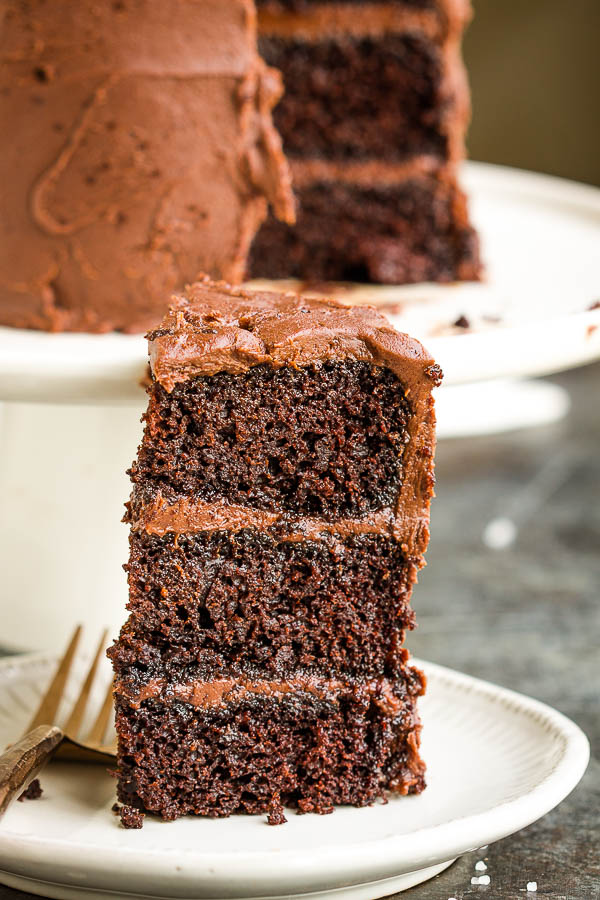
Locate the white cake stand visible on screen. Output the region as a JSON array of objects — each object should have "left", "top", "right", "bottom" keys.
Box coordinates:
[{"left": 1, "top": 161, "right": 599, "bottom": 653}]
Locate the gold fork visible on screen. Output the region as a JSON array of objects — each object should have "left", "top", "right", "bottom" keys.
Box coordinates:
[{"left": 0, "top": 625, "right": 116, "bottom": 817}]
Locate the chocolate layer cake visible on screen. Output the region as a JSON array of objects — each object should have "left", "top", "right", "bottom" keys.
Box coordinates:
[
  {"left": 109, "top": 277, "right": 441, "bottom": 822},
  {"left": 0, "top": 1, "right": 293, "bottom": 332},
  {"left": 251, "top": 0, "right": 481, "bottom": 283}
]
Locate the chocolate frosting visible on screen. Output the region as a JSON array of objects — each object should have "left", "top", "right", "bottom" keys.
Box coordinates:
[
  {"left": 116, "top": 671, "right": 422, "bottom": 718},
  {"left": 141, "top": 278, "right": 441, "bottom": 560},
  {"left": 149, "top": 277, "right": 441, "bottom": 389},
  {"left": 130, "top": 495, "right": 398, "bottom": 541},
  {"left": 0, "top": 0, "right": 294, "bottom": 333}
]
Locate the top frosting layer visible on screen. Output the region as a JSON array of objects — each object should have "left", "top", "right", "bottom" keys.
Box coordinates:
[
  {"left": 0, "top": 0, "right": 293, "bottom": 333},
  {"left": 144, "top": 277, "right": 440, "bottom": 559},
  {"left": 149, "top": 276, "right": 442, "bottom": 392},
  {"left": 147, "top": 279, "right": 441, "bottom": 557}
]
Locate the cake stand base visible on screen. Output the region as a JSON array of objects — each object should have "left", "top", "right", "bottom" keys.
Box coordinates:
[{"left": 0, "top": 859, "right": 456, "bottom": 900}]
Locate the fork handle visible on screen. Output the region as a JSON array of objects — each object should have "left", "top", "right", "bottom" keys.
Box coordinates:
[{"left": 0, "top": 725, "right": 63, "bottom": 818}]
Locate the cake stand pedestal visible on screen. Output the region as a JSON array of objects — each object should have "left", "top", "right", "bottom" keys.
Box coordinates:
[{"left": 0, "top": 398, "right": 144, "bottom": 653}]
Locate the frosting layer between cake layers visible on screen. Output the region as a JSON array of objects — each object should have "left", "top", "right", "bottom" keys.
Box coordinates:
[
  {"left": 116, "top": 671, "right": 421, "bottom": 717},
  {"left": 250, "top": 0, "right": 481, "bottom": 284}
]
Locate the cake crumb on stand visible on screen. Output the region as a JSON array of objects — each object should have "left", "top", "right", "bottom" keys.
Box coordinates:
[{"left": 453, "top": 314, "right": 471, "bottom": 329}]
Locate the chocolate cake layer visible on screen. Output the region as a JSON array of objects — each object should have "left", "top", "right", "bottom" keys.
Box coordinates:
[
  {"left": 131, "top": 361, "right": 412, "bottom": 518},
  {"left": 259, "top": 33, "right": 450, "bottom": 161},
  {"left": 0, "top": 0, "right": 293, "bottom": 332},
  {"left": 115, "top": 528, "right": 417, "bottom": 678},
  {"left": 113, "top": 667, "right": 425, "bottom": 819},
  {"left": 250, "top": 173, "right": 480, "bottom": 283}
]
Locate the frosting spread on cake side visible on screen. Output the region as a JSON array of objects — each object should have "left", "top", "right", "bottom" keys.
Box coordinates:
[{"left": 0, "top": 0, "right": 293, "bottom": 332}]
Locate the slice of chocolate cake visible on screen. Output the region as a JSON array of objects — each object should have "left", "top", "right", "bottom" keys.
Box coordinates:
[
  {"left": 250, "top": 0, "right": 481, "bottom": 284},
  {"left": 109, "top": 277, "right": 441, "bottom": 822},
  {"left": 0, "top": 0, "right": 293, "bottom": 333}
]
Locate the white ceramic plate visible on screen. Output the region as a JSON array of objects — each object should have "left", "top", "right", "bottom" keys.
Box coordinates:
[
  {"left": 0, "top": 653, "right": 589, "bottom": 900},
  {"left": 0, "top": 162, "right": 599, "bottom": 405}
]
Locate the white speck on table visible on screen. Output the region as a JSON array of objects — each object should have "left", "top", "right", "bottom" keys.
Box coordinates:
[{"left": 483, "top": 515, "right": 517, "bottom": 549}]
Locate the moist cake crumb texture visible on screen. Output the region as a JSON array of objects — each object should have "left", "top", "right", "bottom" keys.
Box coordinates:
[
  {"left": 109, "top": 277, "right": 440, "bottom": 822},
  {"left": 131, "top": 361, "right": 412, "bottom": 517}
]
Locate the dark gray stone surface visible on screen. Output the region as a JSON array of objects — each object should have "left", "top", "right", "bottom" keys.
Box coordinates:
[{"left": 1, "top": 362, "right": 598, "bottom": 900}]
